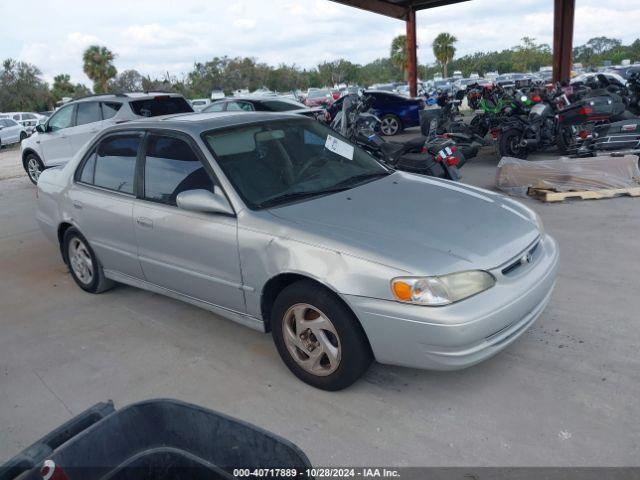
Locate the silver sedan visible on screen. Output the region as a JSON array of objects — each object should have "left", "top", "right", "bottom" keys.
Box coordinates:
[{"left": 35, "top": 112, "right": 559, "bottom": 390}]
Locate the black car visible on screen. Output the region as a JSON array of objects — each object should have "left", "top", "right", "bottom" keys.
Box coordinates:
[{"left": 202, "top": 96, "right": 325, "bottom": 119}]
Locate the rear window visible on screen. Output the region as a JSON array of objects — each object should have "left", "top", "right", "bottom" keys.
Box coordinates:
[{"left": 129, "top": 97, "right": 193, "bottom": 117}]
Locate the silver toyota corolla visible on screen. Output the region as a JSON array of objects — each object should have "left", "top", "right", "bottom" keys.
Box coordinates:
[{"left": 35, "top": 112, "right": 559, "bottom": 390}]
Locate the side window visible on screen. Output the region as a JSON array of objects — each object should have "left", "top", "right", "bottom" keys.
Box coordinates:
[
  {"left": 101, "top": 102, "right": 122, "bottom": 120},
  {"left": 79, "top": 148, "right": 97, "bottom": 184},
  {"left": 143, "top": 135, "right": 214, "bottom": 205},
  {"left": 226, "top": 101, "right": 254, "bottom": 112},
  {"left": 48, "top": 105, "right": 75, "bottom": 131},
  {"left": 76, "top": 102, "right": 102, "bottom": 126},
  {"left": 90, "top": 135, "right": 141, "bottom": 194},
  {"left": 13, "top": 114, "right": 20, "bottom": 121},
  {"left": 206, "top": 102, "right": 225, "bottom": 112}
]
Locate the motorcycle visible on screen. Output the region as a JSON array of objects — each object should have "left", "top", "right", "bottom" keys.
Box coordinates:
[
  {"left": 419, "top": 90, "right": 484, "bottom": 161},
  {"left": 330, "top": 94, "right": 462, "bottom": 180},
  {"left": 497, "top": 88, "right": 566, "bottom": 158}
]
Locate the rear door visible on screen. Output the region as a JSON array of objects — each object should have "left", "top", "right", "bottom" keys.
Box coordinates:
[
  {"left": 40, "top": 104, "right": 75, "bottom": 166},
  {"left": 69, "top": 101, "right": 104, "bottom": 152},
  {"left": 70, "top": 132, "right": 144, "bottom": 279},
  {"left": 133, "top": 132, "right": 245, "bottom": 312}
]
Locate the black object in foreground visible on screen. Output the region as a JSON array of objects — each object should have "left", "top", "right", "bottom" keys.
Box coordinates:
[{"left": 0, "top": 399, "right": 312, "bottom": 480}]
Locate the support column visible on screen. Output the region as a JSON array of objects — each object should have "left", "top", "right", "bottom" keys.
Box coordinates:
[
  {"left": 406, "top": 8, "right": 418, "bottom": 97},
  {"left": 552, "top": 0, "right": 575, "bottom": 84}
]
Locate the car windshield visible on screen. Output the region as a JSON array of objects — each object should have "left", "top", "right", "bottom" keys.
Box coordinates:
[
  {"left": 308, "top": 90, "right": 330, "bottom": 99},
  {"left": 203, "top": 119, "right": 390, "bottom": 209}
]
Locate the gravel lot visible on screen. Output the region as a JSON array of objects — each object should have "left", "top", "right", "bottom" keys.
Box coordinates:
[{"left": 1, "top": 135, "right": 639, "bottom": 466}]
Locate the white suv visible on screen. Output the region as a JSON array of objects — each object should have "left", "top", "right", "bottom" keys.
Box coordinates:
[{"left": 21, "top": 92, "right": 193, "bottom": 184}]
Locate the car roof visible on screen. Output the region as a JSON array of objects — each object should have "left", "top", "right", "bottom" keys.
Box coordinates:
[
  {"left": 103, "top": 111, "right": 305, "bottom": 135},
  {"left": 72, "top": 92, "right": 185, "bottom": 103}
]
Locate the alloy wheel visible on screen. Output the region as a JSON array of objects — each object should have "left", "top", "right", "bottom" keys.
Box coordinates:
[
  {"left": 380, "top": 117, "right": 399, "bottom": 135},
  {"left": 68, "top": 237, "right": 94, "bottom": 285},
  {"left": 282, "top": 303, "right": 341, "bottom": 376},
  {"left": 27, "top": 158, "right": 42, "bottom": 183}
]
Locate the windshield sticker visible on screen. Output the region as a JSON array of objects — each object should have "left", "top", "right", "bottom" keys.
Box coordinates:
[{"left": 325, "top": 134, "right": 354, "bottom": 160}]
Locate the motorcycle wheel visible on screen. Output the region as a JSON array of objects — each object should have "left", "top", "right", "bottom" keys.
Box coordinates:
[
  {"left": 498, "top": 128, "right": 529, "bottom": 159},
  {"left": 557, "top": 125, "right": 575, "bottom": 155},
  {"left": 470, "top": 115, "right": 489, "bottom": 137}
]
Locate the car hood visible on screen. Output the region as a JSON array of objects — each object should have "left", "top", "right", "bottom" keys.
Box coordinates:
[{"left": 268, "top": 172, "right": 540, "bottom": 275}]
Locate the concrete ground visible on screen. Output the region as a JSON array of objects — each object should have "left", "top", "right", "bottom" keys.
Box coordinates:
[{"left": 1, "top": 138, "right": 639, "bottom": 467}]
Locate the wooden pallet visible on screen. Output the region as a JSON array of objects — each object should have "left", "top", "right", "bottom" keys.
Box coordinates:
[{"left": 528, "top": 186, "right": 640, "bottom": 203}]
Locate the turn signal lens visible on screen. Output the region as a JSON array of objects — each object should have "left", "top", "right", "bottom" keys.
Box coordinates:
[{"left": 392, "top": 281, "right": 412, "bottom": 301}]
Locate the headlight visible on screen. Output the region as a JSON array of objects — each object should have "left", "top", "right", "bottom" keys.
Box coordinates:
[{"left": 391, "top": 271, "right": 495, "bottom": 306}]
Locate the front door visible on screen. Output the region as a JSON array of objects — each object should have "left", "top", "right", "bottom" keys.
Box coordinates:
[
  {"left": 40, "top": 104, "right": 75, "bottom": 166},
  {"left": 133, "top": 132, "right": 245, "bottom": 312}
]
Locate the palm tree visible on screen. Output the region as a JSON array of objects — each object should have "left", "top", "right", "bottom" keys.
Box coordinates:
[
  {"left": 390, "top": 35, "right": 407, "bottom": 79},
  {"left": 432, "top": 33, "right": 457, "bottom": 78},
  {"left": 82, "top": 45, "right": 117, "bottom": 94}
]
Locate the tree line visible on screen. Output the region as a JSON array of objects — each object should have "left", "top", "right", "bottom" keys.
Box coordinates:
[{"left": 1, "top": 36, "right": 639, "bottom": 113}]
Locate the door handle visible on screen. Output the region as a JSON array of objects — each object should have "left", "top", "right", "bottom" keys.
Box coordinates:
[
  {"left": 72, "top": 200, "right": 83, "bottom": 209},
  {"left": 136, "top": 217, "right": 153, "bottom": 228}
]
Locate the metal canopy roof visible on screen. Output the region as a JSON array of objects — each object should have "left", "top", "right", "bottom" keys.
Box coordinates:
[{"left": 331, "top": 0, "right": 470, "bottom": 20}]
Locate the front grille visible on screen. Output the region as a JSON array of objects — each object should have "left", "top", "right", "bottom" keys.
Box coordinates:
[{"left": 501, "top": 241, "right": 540, "bottom": 276}]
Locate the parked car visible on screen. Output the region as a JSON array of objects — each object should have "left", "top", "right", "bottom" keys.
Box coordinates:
[
  {"left": 35, "top": 111, "right": 559, "bottom": 390},
  {"left": 0, "top": 111, "right": 43, "bottom": 133},
  {"left": 202, "top": 96, "right": 326, "bottom": 120},
  {"left": 21, "top": 92, "right": 193, "bottom": 184},
  {"left": 304, "top": 89, "right": 334, "bottom": 108},
  {"left": 0, "top": 118, "right": 28, "bottom": 147},
  {"left": 328, "top": 90, "right": 425, "bottom": 136},
  {"left": 211, "top": 89, "right": 225, "bottom": 100},
  {"left": 190, "top": 98, "right": 211, "bottom": 112}
]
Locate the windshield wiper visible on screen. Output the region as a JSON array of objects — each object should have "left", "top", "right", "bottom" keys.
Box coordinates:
[
  {"left": 257, "top": 187, "right": 351, "bottom": 208},
  {"left": 329, "top": 171, "right": 391, "bottom": 189}
]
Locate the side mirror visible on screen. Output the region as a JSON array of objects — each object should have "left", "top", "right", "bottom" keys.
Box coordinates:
[
  {"left": 176, "top": 187, "right": 234, "bottom": 215},
  {"left": 35, "top": 124, "right": 46, "bottom": 133}
]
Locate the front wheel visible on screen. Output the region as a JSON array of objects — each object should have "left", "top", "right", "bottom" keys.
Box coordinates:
[
  {"left": 498, "top": 128, "right": 529, "bottom": 159},
  {"left": 24, "top": 154, "right": 44, "bottom": 184},
  {"left": 271, "top": 281, "right": 372, "bottom": 390},
  {"left": 19, "top": 131, "right": 27, "bottom": 142},
  {"left": 380, "top": 114, "right": 402, "bottom": 136}
]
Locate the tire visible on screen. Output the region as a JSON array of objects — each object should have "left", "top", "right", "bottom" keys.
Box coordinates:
[
  {"left": 470, "top": 114, "right": 489, "bottom": 137},
  {"left": 271, "top": 281, "right": 372, "bottom": 390},
  {"left": 19, "top": 131, "right": 27, "bottom": 142},
  {"left": 63, "top": 227, "right": 114, "bottom": 294},
  {"left": 498, "top": 128, "right": 528, "bottom": 159},
  {"left": 380, "top": 114, "right": 402, "bottom": 136},
  {"left": 557, "top": 125, "right": 575, "bottom": 155},
  {"left": 24, "top": 153, "right": 44, "bottom": 185}
]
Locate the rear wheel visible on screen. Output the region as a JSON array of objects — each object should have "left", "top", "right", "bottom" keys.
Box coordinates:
[
  {"left": 498, "top": 128, "right": 528, "bottom": 159},
  {"left": 380, "top": 114, "right": 402, "bottom": 136},
  {"left": 271, "top": 281, "right": 372, "bottom": 390},
  {"left": 557, "top": 125, "right": 576, "bottom": 155},
  {"left": 24, "top": 154, "right": 44, "bottom": 184},
  {"left": 63, "top": 227, "right": 114, "bottom": 294}
]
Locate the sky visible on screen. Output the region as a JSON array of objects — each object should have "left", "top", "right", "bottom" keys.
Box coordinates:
[{"left": 1, "top": 0, "right": 639, "bottom": 87}]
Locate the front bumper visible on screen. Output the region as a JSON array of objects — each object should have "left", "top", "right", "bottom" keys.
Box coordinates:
[{"left": 343, "top": 234, "right": 559, "bottom": 370}]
